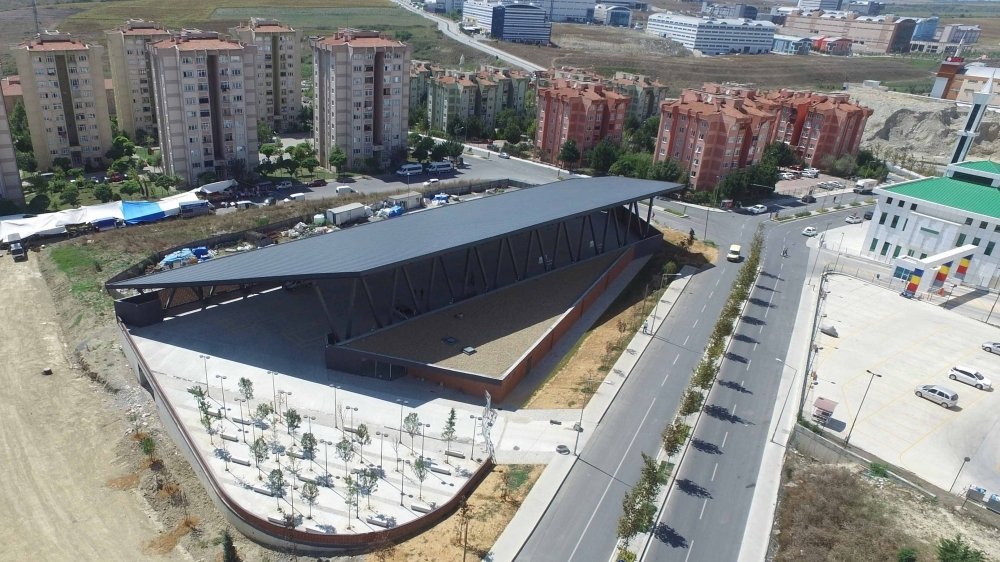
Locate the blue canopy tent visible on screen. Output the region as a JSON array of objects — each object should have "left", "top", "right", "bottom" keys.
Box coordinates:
[{"left": 121, "top": 201, "right": 167, "bottom": 225}]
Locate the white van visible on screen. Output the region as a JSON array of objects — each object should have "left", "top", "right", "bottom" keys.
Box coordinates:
[
  {"left": 427, "top": 161, "right": 453, "bottom": 174},
  {"left": 395, "top": 163, "right": 423, "bottom": 177},
  {"left": 335, "top": 186, "right": 358, "bottom": 196},
  {"left": 289, "top": 193, "right": 306, "bottom": 202}
]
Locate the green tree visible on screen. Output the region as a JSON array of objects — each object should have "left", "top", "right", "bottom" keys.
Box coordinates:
[
  {"left": 26, "top": 194, "right": 50, "bottom": 213},
  {"left": 357, "top": 466, "right": 379, "bottom": 508},
  {"left": 413, "top": 136, "right": 435, "bottom": 162},
  {"left": 257, "top": 120, "right": 275, "bottom": 144},
  {"left": 16, "top": 151, "right": 37, "bottom": 173},
  {"left": 648, "top": 158, "right": 684, "bottom": 182},
  {"left": 284, "top": 408, "right": 301, "bottom": 434},
  {"left": 105, "top": 134, "right": 136, "bottom": 161},
  {"left": 586, "top": 138, "right": 620, "bottom": 174},
  {"left": 558, "top": 139, "right": 581, "bottom": 169},
  {"left": 412, "top": 457, "right": 430, "bottom": 499},
  {"left": 300, "top": 432, "right": 317, "bottom": 459},
  {"left": 430, "top": 142, "right": 449, "bottom": 162},
  {"left": 118, "top": 179, "right": 141, "bottom": 198},
  {"left": 221, "top": 529, "right": 239, "bottom": 562},
  {"left": 336, "top": 437, "right": 355, "bottom": 476},
  {"left": 52, "top": 157, "right": 72, "bottom": 171},
  {"left": 237, "top": 377, "right": 253, "bottom": 403},
  {"left": 466, "top": 116, "right": 484, "bottom": 140},
  {"left": 327, "top": 145, "right": 347, "bottom": 172},
  {"left": 300, "top": 481, "right": 320, "bottom": 519},
  {"left": 93, "top": 183, "right": 114, "bottom": 203},
  {"left": 60, "top": 184, "right": 80, "bottom": 206},
  {"left": 403, "top": 412, "right": 422, "bottom": 449},
  {"left": 250, "top": 437, "right": 268, "bottom": 479},
  {"left": 617, "top": 486, "right": 642, "bottom": 549},
  {"left": 355, "top": 423, "right": 371, "bottom": 462},
  {"left": 661, "top": 419, "right": 690, "bottom": 456},
  {"left": 267, "top": 468, "right": 286, "bottom": 507},
  {"left": 344, "top": 475, "right": 359, "bottom": 528},
  {"left": 679, "top": 390, "right": 704, "bottom": 416},
  {"left": 259, "top": 143, "right": 280, "bottom": 163},
  {"left": 301, "top": 156, "right": 319, "bottom": 175},
  {"left": 140, "top": 436, "right": 156, "bottom": 463},
  {"left": 609, "top": 151, "right": 653, "bottom": 178},
  {"left": 897, "top": 548, "right": 918, "bottom": 562},
  {"left": 442, "top": 139, "right": 465, "bottom": 159},
  {"left": 442, "top": 408, "right": 457, "bottom": 460},
  {"left": 937, "top": 535, "right": 985, "bottom": 562}
]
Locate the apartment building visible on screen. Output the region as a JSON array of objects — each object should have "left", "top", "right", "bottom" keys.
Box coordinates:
[
  {"left": 463, "top": 1, "right": 552, "bottom": 44},
  {"left": 931, "top": 60, "right": 1000, "bottom": 107},
  {"left": 12, "top": 32, "right": 114, "bottom": 171},
  {"left": 149, "top": 30, "right": 259, "bottom": 186},
  {"left": 646, "top": 13, "right": 776, "bottom": 55},
  {"left": 428, "top": 75, "right": 477, "bottom": 132},
  {"left": 232, "top": 18, "right": 301, "bottom": 133},
  {"left": 409, "top": 60, "right": 440, "bottom": 116},
  {"left": 779, "top": 10, "right": 916, "bottom": 53},
  {"left": 312, "top": 29, "right": 411, "bottom": 171},
  {"left": 0, "top": 99, "right": 23, "bottom": 206},
  {"left": 539, "top": 67, "right": 666, "bottom": 121},
  {"left": 535, "top": 80, "right": 629, "bottom": 164},
  {"left": 424, "top": 65, "right": 531, "bottom": 132},
  {"left": 106, "top": 19, "right": 171, "bottom": 142},
  {"left": 654, "top": 84, "right": 871, "bottom": 191}
]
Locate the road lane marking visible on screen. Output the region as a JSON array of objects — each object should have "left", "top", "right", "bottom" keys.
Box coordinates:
[
  {"left": 701, "top": 304, "right": 707, "bottom": 313},
  {"left": 673, "top": 354, "right": 679, "bottom": 365},
  {"left": 693, "top": 319, "right": 699, "bottom": 328},
  {"left": 684, "top": 335, "right": 690, "bottom": 346},
  {"left": 661, "top": 373, "right": 669, "bottom": 387},
  {"left": 708, "top": 290, "right": 714, "bottom": 300},
  {"left": 699, "top": 498, "right": 708, "bottom": 520},
  {"left": 716, "top": 278, "right": 721, "bottom": 287},
  {"left": 570, "top": 399, "right": 658, "bottom": 561},
  {"left": 732, "top": 404, "right": 738, "bottom": 417},
  {"left": 753, "top": 342, "right": 758, "bottom": 351},
  {"left": 721, "top": 432, "right": 728, "bottom": 448},
  {"left": 684, "top": 540, "right": 696, "bottom": 562},
  {"left": 711, "top": 463, "right": 718, "bottom": 481},
  {"left": 746, "top": 359, "right": 752, "bottom": 371}
]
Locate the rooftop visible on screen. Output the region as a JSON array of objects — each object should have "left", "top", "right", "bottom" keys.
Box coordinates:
[
  {"left": 108, "top": 177, "right": 678, "bottom": 289},
  {"left": 954, "top": 160, "right": 1000, "bottom": 175},
  {"left": 19, "top": 32, "right": 91, "bottom": 51},
  {"left": 882, "top": 175, "right": 1000, "bottom": 220}
]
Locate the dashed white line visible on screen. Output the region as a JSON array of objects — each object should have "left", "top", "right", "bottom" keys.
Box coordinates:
[
  {"left": 701, "top": 304, "right": 707, "bottom": 313},
  {"left": 753, "top": 342, "right": 758, "bottom": 351},
  {"left": 692, "top": 319, "right": 699, "bottom": 328},
  {"left": 672, "top": 354, "right": 680, "bottom": 365},
  {"left": 708, "top": 290, "right": 714, "bottom": 300},
  {"left": 746, "top": 359, "right": 752, "bottom": 371},
  {"left": 684, "top": 541, "right": 696, "bottom": 562},
  {"left": 721, "top": 431, "right": 729, "bottom": 448},
  {"left": 732, "top": 404, "right": 738, "bottom": 418},
  {"left": 683, "top": 335, "right": 690, "bottom": 346},
  {"left": 711, "top": 463, "right": 719, "bottom": 482},
  {"left": 699, "top": 498, "right": 708, "bottom": 520},
  {"left": 569, "top": 399, "right": 658, "bottom": 561}
]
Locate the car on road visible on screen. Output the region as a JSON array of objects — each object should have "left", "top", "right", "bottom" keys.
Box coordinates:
[
  {"left": 308, "top": 179, "right": 326, "bottom": 187},
  {"left": 395, "top": 163, "right": 424, "bottom": 177},
  {"left": 423, "top": 178, "right": 439, "bottom": 186},
  {"left": 556, "top": 445, "right": 571, "bottom": 455},
  {"left": 802, "top": 226, "right": 818, "bottom": 237},
  {"left": 914, "top": 384, "right": 958, "bottom": 408},
  {"left": 498, "top": 152, "right": 510, "bottom": 159},
  {"left": 10, "top": 242, "right": 27, "bottom": 262},
  {"left": 949, "top": 366, "right": 992, "bottom": 390},
  {"left": 275, "top": 180, "right": 293, "bottom": 190},
  {"left": 802, "top": 168, "right": 820, "bottom": 178},
  {"left": 845, "top": 215, "right": 863, "bottom": 224},
  {"left": 109, "top": 172, "right": 125, "bottom": 182},
  {"left": 726, "top": 244, "right": 742, "bottom": 262},
  {"left": 982, "top": 341, "right": 1000, "bottom": 354},
  {"left": 801, "top": 194, "right": 816, "bottom": 203},
  {"left": 863, "top": 210, "right": 874, "bottom": 220},
  {"left": 747, "top": 204, "right": 768, "bottom": 215},
  {"left": 780, "top": 172, "right": 796, "bottom": 181}
]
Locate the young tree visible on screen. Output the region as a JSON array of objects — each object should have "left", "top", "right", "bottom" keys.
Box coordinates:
[
  {"left": 355, "top": 423, "right": 371, "bottom": 462},
  {"left": 403, "top": 412, "right": 422, "bottom": 450},
  {"left": 220, "top": 529, "right": 239, "bottom": 562},
  {"left": 327, "top": 145, "right": 347, "bottom": 173},
  {"left": 60, "top": 184, "right": 80, "bottom": 206},
  {"left": 558, "top": 140, "right": 581, "bottom": 169},
  {"left": 140, "top": 436, "right": 157, "bottom": 464},
  {"left": 617, "top": 486, "right": 642, "bottom": 549},
  {"left": 357, "top": 466, "right": 379, "bottom": 509},
  {"left": 237, "top": 377, "right": 254, "bottom": 403},
  {"left": 442, "top": 408, "right": 457, "bottom": 461},
  {"left": 411, "top": 457, "right": 430, "bottom": 500},
  {"left": 336, "top": 437, "right": 355, "bottom": 476},
  {"left": 300, "top": 432, "right": 318, "bottom": 459},
  {"left": 250, "top": 437, "right": 268, "bottom": 479},
  {"left": 257, "top": 120, "right": 275, "bottom": 145},
  {"left": 585, "top": 138, "right": 619, "bottom": 174},
  {"left": 344, "top": 475, "right": 359, "bottom": 528},
  {"left": 937, "top": 535, "right": 985, "bottom": 562},
  {"left": 105, "top": 134, "right": 136, "bottom": 161},
  {"left": 300, "top": 481, "right": 319, "bottom": 519},
  {"left": 94, "top": 183, "right": 114, "bottom": 203},
  {"left": 430, "top": 142, "right": 449, "bottom": 162},
  {"left": 267, "top": 468, "right": 286, "bottom": 508},
  {"left": 200, "top": 411, "right": 215, "bottom": 445},
  {"left": 284, "top": 408, "right": 302, "bottom": 435}
]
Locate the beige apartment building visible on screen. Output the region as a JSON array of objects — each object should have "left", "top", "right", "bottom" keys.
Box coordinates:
[
  {"left": 780, "top": 11, "right": 916, "bottom": 54},
  {"left": 106, "top": 19, "right": 171, "bottom": 142},
  {"left": 313, "top": 29, "right": 411, "bottom": 171},
  {"left": 12, "top": 32, "right": 114, "bottom": 171},
  {"left": 232, "top": 18, "right": 301, "bottom": 134},
  {"left": 149, "top": 30, "right": 259, "bottom": 186},
  {"left": 0, "top": 99, "right": 23, "bottom": 206}
]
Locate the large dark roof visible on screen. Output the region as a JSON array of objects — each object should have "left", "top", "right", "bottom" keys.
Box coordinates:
[{"left": 109, "top": 177, "right": 679, "bottom": 289}]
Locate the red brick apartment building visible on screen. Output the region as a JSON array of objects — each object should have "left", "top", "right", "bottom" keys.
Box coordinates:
[
  {"left": 535, "top": 80, "right": 630, "bottom": 164},
  {"left": 654, "top": 84, "right": 871, "bottom": 191}
]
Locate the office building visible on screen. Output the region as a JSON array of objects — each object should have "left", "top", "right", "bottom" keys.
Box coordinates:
[
  {"left": 463, "top": 1, "right": 552, "bottom": 44},
  {"left": 149, "top": 30, "right": 259, "bottom": 186},
  {"left": 535, "top": 80, "right": 629, "bottom": 164},
  {"left": 646, "top": 13, "right": 776, "bottom": 55},
  {"left": 700, "top": 2, "right": 758, "bottom": 20},
  {"left": 779, "top": 11, "right": 916, "bottom": 54},
  {"left": 312, "top": 29, "right": 411, "bottom": 171},
  {"left": 0, "top": 99, "right": 23, "bottom": 206},
  {"left": 594, "top": 4, "right": 632, "bottom": 27},
  {"left": 931, "top": 60, "right": 1000, "bottom": 107},
  {"left": 797, "top": 0, "right": 841, "bottom": 11},
  {"left": 232, "top": 18, "right": 301, "bottom": 134},
  {"left": 772, "top": 34, "right": 812, "bottom": 55},
  {"left": 812, "top": 35, "right": 852, "bottom": 55},
  {"left": 12, "top": 32, "right": 114, "bottom": 171},
  {"left": 106, "top": 20, "right": 171, "bottom": 142},
  {"left": 654, "top": 84, "right": 871, "bottom": 191},
  {"left": 848, "top": 1, "right": 882, "bottom": 16},
  {"left": 911, "top": 16, "right": 938, "bottom": 41}
]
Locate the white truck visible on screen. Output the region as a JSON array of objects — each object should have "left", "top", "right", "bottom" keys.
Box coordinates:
[
  {"left": 853, "top": 178, "right": 878, "bottom": 194},
  {"left": 325, "top": 203, "right": 372, "bottom": 226}
]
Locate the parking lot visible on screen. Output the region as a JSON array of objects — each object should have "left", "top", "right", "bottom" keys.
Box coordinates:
[{"left": 808, "top": 275, "right": 1000, "bottom": 496}]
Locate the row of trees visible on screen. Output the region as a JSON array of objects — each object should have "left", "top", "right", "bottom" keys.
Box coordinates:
[
  {"left": 407, "top": 134, "right": 465, "bottom": 163},
  {"left": 616, "top": 453, "right": 670, "bottom": 551},
  {"left": 256, "top": 141, "right": 321, "bottom": 178},
  {"left": 820, "top": 147, "right": 890, "bottom": 182}
]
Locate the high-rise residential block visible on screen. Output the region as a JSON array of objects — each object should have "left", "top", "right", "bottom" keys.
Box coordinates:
[
  {"left": 12, "top": 32, "right": 114, "bottom": 171},
  {"left": 535, "top": 80, "right": 629, "bottom": 164},
  {"left": 232, "top": 18, "right": 301, "bottom": 134},
  {"left": 149, "top": 30, "right": 259, "bottom": 186},
  {"left": 0, "top": 99, "right": 23, "bottom": 206},
  {"left": 106, "top": 19, "right": 171, "bottom": 142},
  {"left": 312, "top": 29, "right": 411, "bottom": 171}
]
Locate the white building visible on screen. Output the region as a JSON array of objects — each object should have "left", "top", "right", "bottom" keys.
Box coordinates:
[
  {"left": 646, "top": 13, "right": 775, "bottom": 55},
  {"left": 463, "top": 0, "right": 551, "bottom": 44},
  {"left": 464, "top": 0, "right": 585, "bottom": 22},
  {"left": 862, "top": 161, "right": 1000, "bottom": 290},
  {"left": 797, "top": 0, "right": 841, "bottom": 11}
]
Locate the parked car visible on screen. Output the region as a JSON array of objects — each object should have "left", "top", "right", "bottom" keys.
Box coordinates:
[
  {"left": 845, "top": 215, "right": 863, "bottom": 224},
  {"left": 10, "top": 242, "right": 27, "bottom": 262},
  {"left": 423, "top": 178, "right": 440, "bottom": 186},
  {"left": 802, "top": 168, "right": 820, "bottom": 178},
  {"left": 308, "top": 179, "right": 326, "bottom": 187},
  {"left": 949, "top": 366, "right": 992, "bottom": 390},
  {"left": 982, "top": 341, "right": 1000, "bottom": 354},
  {"left": 802, "top": 226, "right": 818, "bottom": 237},
  {"left": 863, "top": 210, "right": 874, "bottom": 220},
  {"left": 726, "top": 244, "right": 742, "bottom": 262},
  {"left": 276, "top": 180, "right": 293, "bottom": 190},
  {"left": 801, "top": 194, "right": 816, "bottom": 203},
  {"left": 109, "top": 172, "right": 125, "bottom": 182},
  {"left": 780, "top": 172, "right": 796, "bottom": 181},
  {"left": 395, "top": 163, "right": 423, "bottom": 176},
  {"left": 747, "top": 204, "right": 768, "bottom": 215},
  {"left": 498, "top": 152, "right": 510, "bottom": 159},
  {"left": 914, "top": 384, "right": 958, "bottom": 408}
]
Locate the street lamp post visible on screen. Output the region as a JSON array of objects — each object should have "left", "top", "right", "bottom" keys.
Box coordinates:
[
  {"left": 215, "top": 375, "right": 228, "bottom": 417},
  {"left": 347, "top": 406, "right": 357, "bottom": 431},
  {"left": 199, "top": 354, "right": 211, "bottom": 396},
  {"left": 845, "top": 369, "right": 882, "bottom": 447},
  {"left": 397, "top": 399, "right": 408, "bottom": 443},
  {"left": 306, "top": 415, "right": 315, "bottom": 435},
  {"left": 987, "top": 290, "right": 1000, "bottom": 325},
  {"left": 321, "top": 439, "right": 331, "bottom": 479},
  {"left": 235, "top": 398, "right": 247, "bottom": 442},
  {"left": 330, "top": 384, "right": 341, "bottom": 429},
  {"left": 420, "top": 423, "right": 430, "bottom": 459},
  {"left": 950, "top": 456, "right": 972, "bottom": 493},
  {"left": 771, "top": 357, "right": 798, "bottom": 445},
  {"left": 655, "top": 273, "right": 683, "bottom": 321},
  {"left": 377, "top": 431, "right": 385, "bottom": 469},
  {"left": 268, "top": 370, "right": 278, "bottom": 412},
  {"left": 469, "top": 415, "right": 481, "bottom": 460}
]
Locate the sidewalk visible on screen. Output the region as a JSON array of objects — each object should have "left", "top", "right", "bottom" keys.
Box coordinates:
[{"left": 491, "top": 266, "right": 699, "bottom": 561}]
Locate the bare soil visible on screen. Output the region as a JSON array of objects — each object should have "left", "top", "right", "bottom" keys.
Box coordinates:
[
  {"left": 382, "top": 465, "right": 543, "bottom": 562},
  {"left": 774, "top": 451, "right": 1000, "bottom": 561},
  {"left": 523, "top": 227, "right": 717, "bottom": 409}
]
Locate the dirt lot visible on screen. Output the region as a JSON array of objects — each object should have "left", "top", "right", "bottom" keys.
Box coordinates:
[
  {"left": 774, "top": 451, "right": 1000, "bottom": 561},
  {"left": 498, "top": 24, "right": 938, "bottom": 92},
  {"left": 523, "top": 227, "right": 717, "bottom": 409},
  {"left": 0, "top": 253, "right": 187, "bottom": 562}
]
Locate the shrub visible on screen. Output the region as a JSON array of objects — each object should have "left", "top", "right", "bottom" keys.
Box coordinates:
[
  {"left": 661, "top": 419, "right": 690, "bottom": 456},
  {"left": 795, "top": 211, "right": 812, "bottom": 218},
  {"left": 679, "top": 390, "right": 704, "bottom": 416},
  {"left": 869, "top": 462, "right": 890, "bottom": 478},
  {"left": 896, "top": 548, "right": 918, "bottom": 562},
  {"left": 937, "top": 535, "right": 985, "bottom": 562}
]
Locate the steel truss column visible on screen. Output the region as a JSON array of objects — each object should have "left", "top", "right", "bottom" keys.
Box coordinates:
[
  {"left": 473, "top": 247, "right": 489, "bottom": 292},
  {"left": 360, "top": 276, "right": 383, "bottom": 330},
  {"left": 164, "top": 287, "right": 178, "bottom": 309},
  {"left": 644, "top": 197, "right": 654, "bottom": 237},
  {"left": 312, "top": 282, "right": 339, "bottom": 340},
  {"left": 345, "top": 278, "right": 359, "bottom": 339},
  {"left": 506, "top": 235, "right": 521, "bottom": 281},
  {"left": 461, "top": 248, "right": 473, "bottom": 298},
  {"left": 493, "top": 238, "right": 508, "bottom": 289},
  {"left": 437, "top": 255, "right": 457, "bottom": 303},
  {"left": 390, "top": 268, "right": 400, "bottom": 321},
  {"left": 522, "top": 230, "right": 537, "bottom": 276},
  {"left": 401, "top": 265, "right": 420, "bottom": 313}
]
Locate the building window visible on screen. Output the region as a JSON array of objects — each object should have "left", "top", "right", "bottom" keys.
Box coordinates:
[
  {"left": 880, "top": 242, "right": 890, "bottom": 256},
  {"left": 893, "top": 246, "right": 902, "bottom": 259},
  {"left": 897, "top": 200, "right": 904, "bottom": 207},
  {"left": 886, "top": 197, "right": 893, "bottom": 205},
  {"left": 987, "top": 242, "right": 996, "bottom": 256},
  {"left": 957, "top": 233, "right": 967, "bottom": 246},
  {"left": 973, "top": 237, "right": 981, "bottom": 246},
  {"left": 965, "top": 217, "right": 973, "bottom": 226},
  {"left": 879, "top": 212, "right": 888, "bottom": 225},
  {"left": 869, "top": 237, "right": 879, "bottom": 252},
  {"left": 980, "top": 221, "right": 989, "bottom": 229},
  {"left": 890, "top": 215, "right": 899, "bottom": 229}
]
